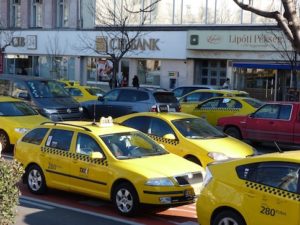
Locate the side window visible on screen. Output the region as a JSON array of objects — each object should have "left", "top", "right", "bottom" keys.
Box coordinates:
[
  {"left": 149, "top": 118, "right": 175, "bottom": 138},
  {"left": 122, "top": 116, "right": 151, "bottom": 133},
  {"left": 185, "top": 93, "right": 200, "bottom": 102},
  {"left": 22, "top": 128, "right": 49, "bottom": 145},
  {"left": 254, "top": 163, "right": 300, "bottom": 193},
  {"left": 68, "top": 88, "right": 83, "bottom": 97},
  {"left": 218, "top": 99, "right": 242, "bottom": 109},
  {"left": 173, "top": 88, "right": 182, "bottom": 98},
  {"left": 0, "top": 80, "right": 11, "bottom": 95},
  {"left": 104, "top": 89, "right": 120, "bottom": 101},
  {"left": 118, "top": 90, "right": 138, "bottom": 102},
  {"left": 76, "top": 133, "right": 103, "bottom": 156},
  {"left": 279, "top": 105, "right": 292, "bottom": 120},
  {"left": 136, "top": 91, "right": 149, "bottom": 101},
  {"left": 254, "top": 104, "right": 280, "bottom": 119},
  {"left": 200, "top": 92, "right": 214, "bottom": 101},
  {"left": 12, "top": 81, "right": 28, "bottom": 98},
  {"left": 200, "top": 99, "right": 220, "bottom": 109},
  {"left": 46, "top": 129, "right": 73, "bottom": 151}
]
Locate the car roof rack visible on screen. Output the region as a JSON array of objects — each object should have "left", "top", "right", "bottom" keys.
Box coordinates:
[{"left": 40, "top": 122, "right": 92, "bottom": 132}]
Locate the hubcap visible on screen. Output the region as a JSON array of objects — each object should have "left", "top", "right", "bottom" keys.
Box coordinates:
[
  {"left": 218, "top": 218, "right": 239, "bottom": 225},
  {"left": 28, "top": 169, "right": 42, "bottom": 191},
  {"left": 116, "top": 188, "right": 133, "bottom": 213},
  {"left": 0, "top": 133, "right": 7, "bottom": 150}
]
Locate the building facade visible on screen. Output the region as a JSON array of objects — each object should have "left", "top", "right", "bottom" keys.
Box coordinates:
[{"left": 0, "top": 0, "right": 298, "bottom": 101}]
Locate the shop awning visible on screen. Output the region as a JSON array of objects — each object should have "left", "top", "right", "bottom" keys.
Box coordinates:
[{"left": 232, "top": 62, "right": 300, "bottom": 70}]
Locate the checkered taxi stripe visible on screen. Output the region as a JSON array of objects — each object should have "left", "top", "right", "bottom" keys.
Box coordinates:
[
  {"left": 41, "top": 147, "right": 108, "bottom": 166},
  {"left": 148, "top": 134, "right": 179, "bottom": 146},
  {"left": 245, "top": 181, "right": 300, "bottom": 201}
]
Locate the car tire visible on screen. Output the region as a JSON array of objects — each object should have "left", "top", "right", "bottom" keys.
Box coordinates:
[
  {"left": 224, "top": 127, "right": 242, "bottom": 140},
  {"left": 26, "top": 165, "right": 47, "bottom": 194},
  {"left": 112, "top": 182, "right": 140, "bottom": 216},
  {"left": 185, "top": 155, "right": 201, "bottom": 166},
  {"left": 0, "top": 130, "right": 11, "bottom": 152},
  {"left": 212, "top": 210, "right": 246, "bottom": 225}
]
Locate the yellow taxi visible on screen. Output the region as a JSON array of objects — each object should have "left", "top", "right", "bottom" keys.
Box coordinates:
[
  {"left": 65, "top": 85, "right": 106, "bottom": 102},
  {"left": 179, "top": 89, "right": 249, "bottom": 115},
  {"left": 14, "top": 118, "right": 204, "bottom": 216},
  {"left": 0, "top": 96, "right": 50, "bottom": 152},
  {"left": 191, "top": 96, "right": 263, "bottom": 126},
  {"left": 196, "top": 150, "right": 300, "bottom": 225},
  {"left": 114, "top": 112, "right": 255, "bottom": 168},
  {"left": 57, "top": 79, "right": 80, "bottom": 87}
]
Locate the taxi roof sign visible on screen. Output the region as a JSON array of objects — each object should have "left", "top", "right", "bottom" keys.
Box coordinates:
[{"left": 99, "top": 116, "right": 114, "bottom": 127}]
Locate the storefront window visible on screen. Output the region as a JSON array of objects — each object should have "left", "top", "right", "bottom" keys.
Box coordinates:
[
  {"left": 182, "top": 0, "right": 206, "bottom": 24},
  {"left": 137, "top": 59, "right": 161, "bottom": 86},
  {"left": 87, "top": 57, "right": 113, "bottom": 82}
]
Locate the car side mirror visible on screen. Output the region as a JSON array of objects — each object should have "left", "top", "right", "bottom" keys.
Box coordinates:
[
  {"left": 195, "top": 104, "right": 202, "bottom": 110},
  {"left": 90, "top": 152, "right": 104, "bottom": 159},
  {"left": 18, "top": 92, "right": 30, "bottom": 100},
  {"left": 163, "top": 133, "right": 176, "bottom": 140},
  {"left": 98, "top": 96, "right": 104, "bottom": 101},
  {"left": 249, "top": 113, "right": 254, "bottom": 118}
]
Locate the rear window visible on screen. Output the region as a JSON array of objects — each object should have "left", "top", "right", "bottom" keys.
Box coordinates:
[
  {"left": 153, "top": 92, "right": 177, "bottom": 103},
  {"left": 243, "top": 98, "right": 263, "bottom": 108},
  {"left": 22, "top": 128, "right": 49, "bottom": 145}
]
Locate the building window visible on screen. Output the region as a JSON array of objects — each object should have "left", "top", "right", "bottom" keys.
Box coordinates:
[
  {"left": 137, "top": 60, "right": 161, "bottom": 86},
  {"left": 31, "top": 0, "right": 43, "bottom": 27},
  {"left": 57, "top": 0, "right": 68, "bottom": 27},
  {"left": 10, "top": 0, "right": 21, "bottom": 27}
]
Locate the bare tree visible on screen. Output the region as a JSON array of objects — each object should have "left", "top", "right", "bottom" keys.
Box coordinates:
[
  {"left": 233, "top": 0, "right": 300, "bottom": 90},
  {"left": 0, "top": 22, "right": 14, "bottom": 74},
  {"left": 79, "top": 0, "right": 160, "bottom": 88}
]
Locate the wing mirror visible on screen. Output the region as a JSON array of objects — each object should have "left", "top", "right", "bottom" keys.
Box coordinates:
[
  {"left": 90, "top": 152, "right": 104, "bottom": 159},
  {"left": 163, "top": 133, "right": 176, "bottom": 140},
  {"left": 18, "top": 92, "right": 30, "bottom": 100},
  {"left": 249, "top": 113, "right": 254, "bottom": 118}
]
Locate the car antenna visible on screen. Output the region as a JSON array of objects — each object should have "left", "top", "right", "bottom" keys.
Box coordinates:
[
  {"left": 274, "top": 141, "right": 283, "bottom": 153},
  {"left": 92, "top": 102, "right": 96, "bottom": 125}
]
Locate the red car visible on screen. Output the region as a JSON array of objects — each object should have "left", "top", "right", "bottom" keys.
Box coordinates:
[{"left": 217, "top": 102, "right": 300, "bottom": 145}]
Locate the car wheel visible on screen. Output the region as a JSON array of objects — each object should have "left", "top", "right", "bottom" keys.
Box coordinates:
[
  {"left": 112, "top": 182, "right": 140, "bottom": 216},
  {"left": 224, "top": 127, "right": 242, "bottom": 140},
  {"left": 212, "top": 210, "right": 246, "bottom": 225},
  {"left": 185, "top": 155, "right": 201, "bottom": 166},
  {"left": 26, "top": 165, "right": 47, "bottom": 194},
  {"left": 0, "top": 130, "right": 10, "bottom": 152}
]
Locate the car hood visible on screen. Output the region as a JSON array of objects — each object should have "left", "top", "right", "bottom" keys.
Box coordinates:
[
  {"left": 34, "top": 97, "right": 80, "bottom": 108},
  {"left": 119, "top": 153, "right": 203, "bottom": 178},
  {"left": 3, "top": 115, "right": 49, "bottom": 128},
  {"left": 188, "top": 136, "right": 254, "bottom": 157}
]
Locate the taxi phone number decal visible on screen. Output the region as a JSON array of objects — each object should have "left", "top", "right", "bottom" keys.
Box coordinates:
[{"left": 260, "top": 205, "right": 286, "bottom": 217}]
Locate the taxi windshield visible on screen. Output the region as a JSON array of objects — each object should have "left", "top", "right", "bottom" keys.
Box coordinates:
[
  {"left": 100, "top": 131, "right": 168, "bottom": 159},
  {"left": 172, "top": 118, "right": 226, "bottom": 139},
  {"left": 27, "top": 80, "right": 70, "bottom": 98},
  {"left": 0, "top": 101, "right": 38, "bottom": 116}
]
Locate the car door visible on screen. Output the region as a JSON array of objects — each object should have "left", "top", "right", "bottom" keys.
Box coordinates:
[
  {"left": 69, "top": 132, "right": 110, "bottom": 198},
  {"left": 244, "top": 104, "right": 282, "bottom": 142},
  {"left": 192, "top": 98, "right": 220, "bottom": 125},
  {"left": 44, "top": 128, "right": 74, "bottom": 189},
  {"left": 96, "top": 89, "right": 121, "bottom": 117},
  {"left": 238, "top": 162, "right": 300, "bottom": 225},
  {"left": 180, "top": 92, "right": 202, "bottom": 114}
]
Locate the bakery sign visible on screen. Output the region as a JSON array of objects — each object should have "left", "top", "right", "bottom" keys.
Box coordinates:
[
  {"left": 187, "top": 30, "right": 292, "bottom": 51},
  {"left": 12, "top": 35, "right": 37, "bottom": 49}
]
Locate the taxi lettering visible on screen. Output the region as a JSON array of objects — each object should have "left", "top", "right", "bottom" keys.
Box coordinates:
[
  {"left": 260, "top": 205, "right": 275, "bottom": 216},
  {"left": 80, "top": 167, "right": 89, "bottom": 175},
  {"left": 48, "top": 163, "right": 57, "bottom": 170}
]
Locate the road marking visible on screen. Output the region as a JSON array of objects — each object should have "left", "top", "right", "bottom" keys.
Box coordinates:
[
  {"left": 20, "top": 196, "right": 144, "bottom": 225},
  {"left": 20, "top": 199, "right": 54, "bottom": 210}
]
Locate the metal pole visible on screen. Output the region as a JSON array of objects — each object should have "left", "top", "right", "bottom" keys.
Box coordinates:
[{"left": 274, "top": 70, "right": 278, "bottom": 101}]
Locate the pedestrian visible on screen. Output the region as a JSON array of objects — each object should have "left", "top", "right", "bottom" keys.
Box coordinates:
[
  {"left": 121, "top": 76, "right": 128, "bottom": 87},
  {"left": 222, "top": 78, "right": 231, "bottom": 89},
  {"left": 132, "top": 75, "right": 139, "bottom": 88}
]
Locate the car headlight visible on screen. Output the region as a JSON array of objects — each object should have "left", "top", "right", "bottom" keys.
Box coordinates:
[
  {"left": 43, "top": 108, "right": 58, "bottom": 114},
  {"left": 79, "top": 106, "right": 83, "bottom": 112},
  {"left": 14, "top": 128, "right": 30, "bottom": 134},
  {"left": 208, "top": 152, "right": 230, "bottom": 161},
  {"left": 145, "top": 178, "right": 174, "bottom": 186}
]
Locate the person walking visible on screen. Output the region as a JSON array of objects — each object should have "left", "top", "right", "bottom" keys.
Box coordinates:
[
  {"left": 132, "top": 75, "right": 139, "bottom": 88},
  {"left": 222, "top": 78, "right": 231, "bottom": 89}
]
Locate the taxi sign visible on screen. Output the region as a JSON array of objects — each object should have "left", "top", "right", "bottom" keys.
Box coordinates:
[{"left": 99, "top": 116, "right": 113, "bottom": 127}]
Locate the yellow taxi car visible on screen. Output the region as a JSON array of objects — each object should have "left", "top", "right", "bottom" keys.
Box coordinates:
[
  {"left": 14, "top": 118, "right": 204, "bottom": 216},
  {"left": 179, "top": 89, "right": 249, "bottom": 115},
  {"left": 196, "top": 150, "right": 300, "bottom": 225},
  {"left": 57, "top": 79, "right": 80, "bottom": 87},
  {"left": 191, "top": 96, "right": 263, "bottom": 126},
  {"left": 114, "top": 112, "right": 255, "bottom": 167},
  {"left": 0, "top": 96, "right": 50, "bottom": 152},
  {"left": 65, "top": 85, "right": 106, "bottom": 102}
]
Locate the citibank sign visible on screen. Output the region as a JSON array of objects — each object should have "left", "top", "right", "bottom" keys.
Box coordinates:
[{"left": 96, "top": 37, "right": 160, "bottom": 52}]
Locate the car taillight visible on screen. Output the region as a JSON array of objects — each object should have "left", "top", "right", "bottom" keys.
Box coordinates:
[{"left": 151, "top": 105, "right": 158, "bottom": 112}]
